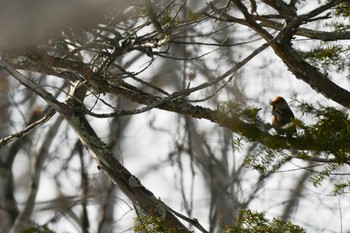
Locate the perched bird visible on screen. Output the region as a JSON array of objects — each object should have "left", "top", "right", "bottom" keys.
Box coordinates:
[{"left": 269, "top": 96, "right": 296, "bottom": 137}]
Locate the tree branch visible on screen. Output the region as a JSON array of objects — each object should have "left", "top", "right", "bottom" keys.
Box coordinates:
[
  {"left": 0, "top": 109, "right": 56, "bottom": 149},
  {"left": 230, "top": 0, "right": 350, "bottom": 108},
  {"left": 0, "top": 60, "right": 192, "bottom": 232}
]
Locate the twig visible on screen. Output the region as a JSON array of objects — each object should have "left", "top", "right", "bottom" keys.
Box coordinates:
[
  {"left": 0, "top": 108, "right": 56, "bottom": 149},
  {"left": 164, "top": 204, "right": 209, "bottom": 233}
]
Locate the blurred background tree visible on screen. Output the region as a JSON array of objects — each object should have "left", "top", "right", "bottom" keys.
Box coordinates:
[{"left": 1, "top": 0, "right": 350, "bottom": 232}]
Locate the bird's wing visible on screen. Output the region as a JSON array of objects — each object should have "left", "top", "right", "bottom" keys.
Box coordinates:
[{"left": 275, "top": 107, "right": 295, "bottom": 125}]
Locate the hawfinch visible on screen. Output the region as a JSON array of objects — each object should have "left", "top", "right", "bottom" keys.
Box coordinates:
[{"left": 269, "top": 96, "right": 296, "bottom": 137}]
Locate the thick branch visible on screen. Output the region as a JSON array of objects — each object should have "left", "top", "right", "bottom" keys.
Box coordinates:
[
  {"left": 68, "top": 72, "right": 350, "bottom": 156},
  {"left": 231, "top": 0, "right": 350, "bottom": 108},
  {"left": 255, "top": 16, "right": 350, "bottom": 41},
  {"left": 5, "top": 49, "right": 348, "bottom": 154},
  {"left": 261, "top": 0, "right": 297, "bottom": 17},
  {"left": 4, "top": 47, "right": 349, "bottom": 157},
  {"left": 209, "top": 5, "right": 350, "bottom": 41}
]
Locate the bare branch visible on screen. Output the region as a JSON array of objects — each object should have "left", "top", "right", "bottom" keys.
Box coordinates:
[
  {"left": 0, "top": 60, "right": 192, "bottom": 232},
  {"left": 0, "top": 109, "right": 56, "bottom": 149}
]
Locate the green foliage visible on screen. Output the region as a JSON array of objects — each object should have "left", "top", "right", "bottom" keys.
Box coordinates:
[
  {"left": 187, "top": 9, "right": 201, "bottom": 21},
  {"left": 333, "top": 180, "right": 350, "bottom": 195},
  {"left": 220, "top": 100, "right": 350, "bottom": 194},
  {"left": 220, "top": 209, "right": 306, "bottom": 233},
  {"left": 218, "top": 101, "right": 264, "bottom": 126},
  {"left": 327, "top": 21, "right": 350, "bottom": 31},
  {"left": 134, "top": 216, "right": 179, "bottom": 233},
  {"left": 298, "top": 102, "right": 350, "bottom": 156},
  {"left": 244, "top": 145, "right": 284, "bottom": 174},
  {"left": 159, "top": 14, "right": 173, "bottom": 27},
  {"left": 20, "top": 223, "right": 55, "bottom": 233},
  {"left": 297, "top": 44, "right": 348, "bottom": 72},
  {"left": 217, "top": 101, "right": 269, "bottom": 141},
  {"left": 335, "top": 3, "right": 350, "bottom": 17},
  {"left": 325, "top": 4, "right": 350, "bottom": 38},
  {"left": 134, "top": 210, "right": 306, "bottom": 233},
  {"left": 242, "top": 99, "right": 350, "bottom": 194},
  {"left": 296, "top": 101, "right": 350, "bottom": 192},
  {"left": 300, "top": 4, "right": 350, "bottom": 73},
  {"left": 231, "top": 135, "right": 245, "bottom": 152},
  {"left": 310, "top": 163, "right": 341, "bottom": 187}
]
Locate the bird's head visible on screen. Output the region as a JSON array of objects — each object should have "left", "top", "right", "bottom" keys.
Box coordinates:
[{"left": 269, "top": 96, "right": 289, "bottom": 110}]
